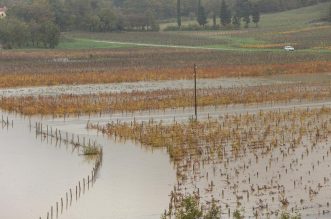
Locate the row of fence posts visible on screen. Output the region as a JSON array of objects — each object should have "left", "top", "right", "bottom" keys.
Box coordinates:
[
  {"left": 39, "top": 166, "right": 100, "bottom": 219},
  {"left": 32, "top": 121, "right": 103, "bottom": 219},
  {"left": 32, "top": 121, "right": 99, "bottom": 150},
  {"left": 1, "top": 114, "right": 13, "bottom": 128}
]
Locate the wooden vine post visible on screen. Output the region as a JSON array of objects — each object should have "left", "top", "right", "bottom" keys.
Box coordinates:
[{"left": 194, "top": 64, "right": 198, "bottom": 121}]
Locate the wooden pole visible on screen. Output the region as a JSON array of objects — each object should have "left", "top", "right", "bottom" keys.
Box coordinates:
[
  {"left": 61, "top": 198, "right": 63, "bottom": 213},
  {"left": 66, "top": 192, "right": 68, "bottom": 209},
  {"left": 194, "top": 64, "right": 198, "bottom": 121},
  {"left": 56, "top": 202, "right": 58, "bottom": 218},
  {"left": 51, "top": 206, "right": 53, "bottom": 219},
  {"left": 70, "top": 189, "right": 72, "bottom": 203}
]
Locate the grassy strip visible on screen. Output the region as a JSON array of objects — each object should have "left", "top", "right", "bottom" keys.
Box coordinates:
[{"left": 57, "top": 38, "right": 135, "bottom": 49}]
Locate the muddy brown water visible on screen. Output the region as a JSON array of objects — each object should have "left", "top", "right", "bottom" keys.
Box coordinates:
[
  {"left": 0, "top": 112, "right": 92, "bottom": 219},
  {"left": 0, "top": 111, "right": 176, "bottom": 219},
  {"left": 11, "top": 101, "right": 330, "bottom": 219},
  {"left": 2, "top": 103, "right": 331, "bottom": 218}
]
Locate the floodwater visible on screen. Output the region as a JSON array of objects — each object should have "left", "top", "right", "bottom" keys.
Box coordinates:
[
  {"left": 0, "top": 112, "right": 92, "bottom": 219},
  {"left": 2, "top": 74, "right": 331, "bottom": 219},
  {"left": 42, "top": 117, "right": 176, "bottom": 219},
  {"left": 0, "top": 111, "right": 176, "bottom": 219},
  {"left": 0, "top": 76, "right": 286, "bottom": 97},
  {"left": 21, "top": 101, "right": 331, "bottom": 219},
  {"left": 1, "top": 73, "right": 330, "bottom": 98}
]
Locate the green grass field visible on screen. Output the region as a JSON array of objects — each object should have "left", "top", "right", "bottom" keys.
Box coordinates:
[
  {"left": 259, "top": 3, "right": 330, "bottom": 29},
  {"left": 60, "top": 3, "right": 331, "bottom": 52},
  {"left": 57, "top": 38, "right": 133, "bottom": 49}
]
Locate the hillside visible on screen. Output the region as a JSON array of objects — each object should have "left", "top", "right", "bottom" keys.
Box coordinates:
[
  {"left": 62, "top": 3, "right": 331, "bottom": 52},
  {"left": 160, "top": 2, "right": 330, "bottom": 30},
  {"left": 259, "top": 2, "right": 330, "bottom": 29}
]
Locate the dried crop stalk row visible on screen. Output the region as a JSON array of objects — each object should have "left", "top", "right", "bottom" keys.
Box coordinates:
[
  {"left": 0, "top": 61, "right": 330, "bottom": 88},
  {"left": 1, "top": 83, "right": 330, "bottom": 116}
]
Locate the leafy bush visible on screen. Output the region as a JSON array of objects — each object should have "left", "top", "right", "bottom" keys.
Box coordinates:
[
  {"left": 175, "top": 195, "right": 203, "bottom": 219},
  {"left": 279, "top": 212, "right": 301, "bottom": 219}
]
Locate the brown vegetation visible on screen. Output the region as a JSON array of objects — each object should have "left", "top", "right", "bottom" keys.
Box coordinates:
[
  {"left": 0, "top": 48, "right": 331, "bottom": 88},
  {"left": 1, "top": 83, "right": 330, "bottom": 116}
]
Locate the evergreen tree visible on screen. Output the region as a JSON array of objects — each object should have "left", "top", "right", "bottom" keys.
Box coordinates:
[
  {"left": 197, "top": 5, "right": 207, "bottom": 26},
  {"left": 220, "top": 0, "right": 231, "bottom": 27},
  {"left": 177, "top": 0, "right": 181, "bottom": 28},
  {"left": 251, "top": 3, "right": 260, "bottom": 27},
  {"left": 212, "top": 13, "right": 216, "bottom": 29},
  {"left": 232, "top": 14, "right": 241, "bottom": 28},
  {"left": 241, "top": 0, "right": 251, "bottom": 28}
]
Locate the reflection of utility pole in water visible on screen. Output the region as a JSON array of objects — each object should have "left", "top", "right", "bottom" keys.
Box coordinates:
[{"left": 194, "top": 64, "right": 197, "bottom": 121}]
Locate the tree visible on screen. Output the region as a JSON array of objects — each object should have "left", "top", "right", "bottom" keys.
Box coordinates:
[
  {"left": 232, "top": 14, "right": 241, "bottom": 27},
  {"left": 98, "top": 8, "right": 116, "bottom": 31},
  {"left": 177, "top": 0, "right": 181, "bottom": 28},
  {"left": 197, "top": 5, "right": 207, "bottom": 26},
  {"left": 220, "top": 0, "right": 231, "bottom": 27},
  {"left": 87, "top": 14, "right": 101, "bottom": 31},
  {"left": 241, "top": 0, "right": 251, "bottom": 28},
  {"left": 328, "top": 3, "right": 331, "bottom": 21},
  {"left": 212, "top": 13, "right": 216, "bottom": 28},
  {"left": 0, "top": 17, "right": 30, "bottom": 48},
  {"left": 197, "top": 0, "right": 207, "bottom": 27},
  {"left": 231, "top": 0, "right": 252, "bottom": 28},
  {"left": 251, "top": 3, "right": 260, "bottom": 27},
  {"left": 49, "top": 0, "right": 68, "bottom": 31},
  {"left": 40, "top": 21, "right": 60, "bottom": 48}
]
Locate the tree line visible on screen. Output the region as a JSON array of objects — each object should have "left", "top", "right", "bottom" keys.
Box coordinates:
[
  {"left": 175, "top": 0, "right": 330, "bottom": 29},
  {"left": 0, "top": 0, "right": 164, "bottom": 49},
  {"left": 0, "top": 0, "right": 330, "bottom": 48},
  {"left": 188, "top": 0, "right": 261, "bottom": 29},
  {"left": 0, "top": 0, "right": 60, "bottom": 49}
]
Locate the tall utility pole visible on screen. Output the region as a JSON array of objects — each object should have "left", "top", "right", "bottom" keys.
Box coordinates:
[
  {"left": 177, "top": 0, "right": 181, "bottom": 28},
  {"left": 194, "top": 64, "right": 197, "bottom": 120}
]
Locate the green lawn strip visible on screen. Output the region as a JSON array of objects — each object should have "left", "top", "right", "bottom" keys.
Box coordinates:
[{"left": 57, "top": 38, "right": 137, "bottom": 49}]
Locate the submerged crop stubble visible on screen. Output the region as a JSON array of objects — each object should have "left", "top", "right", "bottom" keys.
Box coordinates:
[{"left": 92, "top": 107, "right": 331, "bottom": 218}]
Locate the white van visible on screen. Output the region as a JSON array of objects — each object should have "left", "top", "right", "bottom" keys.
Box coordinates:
[{"left": 284, "top": 46, "right": 295, "bottom": 51}]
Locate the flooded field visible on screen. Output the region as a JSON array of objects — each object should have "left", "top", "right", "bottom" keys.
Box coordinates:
[
  {"left": 1, "top": 72, "right": 331, "bottom": 219},
  {"left": 2, "top": 72, "right": 330, "bottom": 98},
  {"left": 90, "top": 106, "right": 331, "bottom": 218},
  {"left": 0, "top": 112, "right": 92, "bottom": 219},
  {"left": 0, "top": 111, "right": 176, "bottom": 219},
  {"left": 0, "top": 76, "right": 286, "bottom": 97}
]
